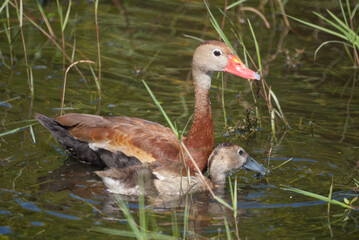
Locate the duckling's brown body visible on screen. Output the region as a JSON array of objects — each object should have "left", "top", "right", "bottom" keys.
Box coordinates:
[
  {"left": 36, "top": 40, "right": 260, "bottom": 172},
  {"left": 95, "top": 143, "right": 267, "bottom": 196}
]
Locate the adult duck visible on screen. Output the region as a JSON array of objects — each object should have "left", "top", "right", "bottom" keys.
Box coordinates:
[
  {"left": 35, "top": 40, "right": 260, "bottom": 171},
  {"left": 95, "top": 143, "right": 267, "bottom": 196}
]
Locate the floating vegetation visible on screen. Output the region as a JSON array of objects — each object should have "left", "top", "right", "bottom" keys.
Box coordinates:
[{"left": 223, "top": 108, "right": 258, "bottom": 140}]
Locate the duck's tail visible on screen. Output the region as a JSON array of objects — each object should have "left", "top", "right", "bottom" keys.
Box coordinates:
[
  {"left": 35, "top": 113, "right": 141, "bottom": 168},
  {"left": 35, "top": 113, "right": 105, "bottom": 167}
]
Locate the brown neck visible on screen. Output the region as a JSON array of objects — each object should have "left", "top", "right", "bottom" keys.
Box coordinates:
[{"left": 183, "top": 67, "right": 214, "bottom": 172}]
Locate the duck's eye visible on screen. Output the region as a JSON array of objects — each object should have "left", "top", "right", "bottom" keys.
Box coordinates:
[
  {"left": 213, "top": 49, "right": 222, "bottom": 57},
  {"left": 238, "top": 149, "right": 244, "bottom": 156}
]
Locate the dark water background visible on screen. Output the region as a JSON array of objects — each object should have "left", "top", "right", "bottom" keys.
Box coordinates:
[{"left": 0, "top": 0, "right": 358, "bottom": 239}]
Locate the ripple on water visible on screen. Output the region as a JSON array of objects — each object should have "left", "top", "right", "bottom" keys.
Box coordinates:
[
  {"left": 0, "top": 226, "right": 13, "bottom": 235},
  {"left": 30, "top": 221, "right": 45, "bottom": 226},
  {"left": 15, "top": 197, "right": 82, "bottom": 220}
]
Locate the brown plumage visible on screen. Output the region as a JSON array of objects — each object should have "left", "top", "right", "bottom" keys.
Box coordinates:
[{"left": 36, "top": 40, "right": 260, "bottom": 171}]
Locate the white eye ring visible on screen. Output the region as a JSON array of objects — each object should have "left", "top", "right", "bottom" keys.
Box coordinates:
[
  {"left": 238, "top": 149, "right": 244, "bottom": 156},
  {"left": 213, "top": 49, "right": 223, "bottom": 57}
]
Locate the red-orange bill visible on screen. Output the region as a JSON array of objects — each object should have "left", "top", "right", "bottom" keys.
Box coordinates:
[{"left": 224, "top": 54, "right": 260, "bottom": 80}]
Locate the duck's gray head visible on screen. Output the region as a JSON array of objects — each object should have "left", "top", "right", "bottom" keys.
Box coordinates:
[
  {"left": 192, "top": 41, "right": 260, "bottom": 81},
  {"left": 208, "top": 143, "right": 267, "bottom": 185}
]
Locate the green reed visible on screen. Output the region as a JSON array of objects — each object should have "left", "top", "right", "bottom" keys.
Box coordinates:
[
  {"left": 288, "top": 0, "right": 359, "bottom": 66},
  {"left": 288, "top": 0, "right": 358, "bottom": 146},
  {"left": 13, "top": 0, "right": 32, "bottom": 97},
  {"left": 56, "top": 0, "right": 72, "bottom": 71},
  {"left": 2, "top": 2, "right": 13, "bottom": 69},
  {"left": 281, "top": 185, "right": 357, "bottom": 210},
  {"left": 94, "top": 0, "right": 102, "bottom": 102},
  {"left": 91, "top": 195, "right": 176, "bottom": 239}
]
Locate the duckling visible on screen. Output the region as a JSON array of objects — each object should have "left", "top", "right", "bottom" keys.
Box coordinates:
[{"left": 95, "top": 143, "right": 267, "bottom": 196}]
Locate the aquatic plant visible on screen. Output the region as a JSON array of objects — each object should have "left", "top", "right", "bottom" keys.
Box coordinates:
[{"left": 288, "top": 0, "right": 359, "bottom": 66}]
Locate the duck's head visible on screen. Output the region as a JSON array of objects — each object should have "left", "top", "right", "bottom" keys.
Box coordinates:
[
  {"left": 208, "top": 143, "right": 267, "bottom": 185},
  {"left": 192, "top": 40, "right": 260, "bottom": 83}
]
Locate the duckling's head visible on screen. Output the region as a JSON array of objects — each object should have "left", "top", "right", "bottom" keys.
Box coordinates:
[{"left": 208, "top": 143, "right": 267, "bottom": 185}]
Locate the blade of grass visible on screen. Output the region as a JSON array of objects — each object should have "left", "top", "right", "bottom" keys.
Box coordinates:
[
  {"left": 281, "top": 186, "right": 353, "bottom": 209},
  {"left": 138, "top": 176, "right": 147, "bottom": 239},
  {"left": 271, "top": 158, "right": 293, "bottom": 171},
  {"left": 29, "top": 125, "right": 36, "bottom": 143},
  {"left": 223, "top": 217, "right": 232, "bottom": 240},
  {"left": 19, "top": 0, "right": 23, "bottom": 27},
  {"left": 61, "top": 60, "right": 95, "bottom": 115},
  {"left": 0, "top": 96, "right": 21, "bottom": 105},
  {"left": 323, "top": 10, "right": 359, "bottom": 44},
  {"left": 325, "top": 9, "right": 358, "bottom": 40},
  {"left": 142, "top": 80, "right": 178, "bottom": 137},
  {"left": 183, "top": 194, "right": 189, "bottom": 240},
  {"left": 63, "top": 0, "right": 72, "bottom": 32},
  {"left": 247, "top": 19, "right": 261, "bottom": 74},
  {"left": 328, "top": 176, "right": 334, "bottom": 216},
  {"left": 226, "top": 0, "right": 246, "bottom": 10},
  {"left": 95, "top": 0, "right": 102, "bottom": 102},
  {"left": 15, "top": 0, "right": 31, "bottom": 96},
  {"left": 0, "top": 0, "right": 10, "bottom": 14},
  {"left": 314, "top": 40, "right": 353, "bottom": 60},
  {"left": 220, "top": 72, "right": 227, "bottom": 128},
  {"left": 203, "top": 0, "right": 234, "bottom": 52},
  {"left": 29, "top": 67, "right": 34, "bottom": 97},
  {"left": 171, "top": 211, "right": 180, "bottom": 238},
  {"left": 89, "top": 64, "right": 100, "bottom": 93},
  {"left": 115, "top": 195, "right": 142, "bottom": 239},
  {"left": 0, "top": 123, "right": 37, "bottom": 137},
  {"left": 271, "top": 109, "right": 277, "bottom": 143},
  {"left": 339, "top": 0, "right": 349, "bottom": 27},
  {"left": 233, "top": 178, "right": 237, "bottom": 218},
  {"left": 37, "top": 0, "right": 55, "bottom": 37},
  {"left": 269, "top": 89, "right": 290, "bottom": 127},
  {"left": 287, "top": 15, "right": 347, "bottom": 41},
  {"left": 350, "top": 4, "right": 359, "bottom": 19}
]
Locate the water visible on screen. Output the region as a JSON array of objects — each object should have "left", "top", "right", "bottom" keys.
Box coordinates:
[{"left": 0, "top": 0, "right": 358, "bottom": 239}]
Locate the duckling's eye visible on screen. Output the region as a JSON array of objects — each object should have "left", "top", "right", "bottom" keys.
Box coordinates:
[
  {"left": 238, "top": 149, "right": 244, "bottom": 156},
  {"left": 213, "top": 49, "right": 222, "bottom": 57}
]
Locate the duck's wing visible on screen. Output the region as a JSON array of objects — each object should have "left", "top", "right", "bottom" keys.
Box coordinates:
[{"left": 55, "top": 113, "right": 181, "bottom": 164}]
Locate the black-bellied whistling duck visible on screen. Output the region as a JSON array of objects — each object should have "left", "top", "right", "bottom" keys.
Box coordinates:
[
  {"left": 94, "top": 143, "right": 267, "bottom": 196},
  {"left": 35, "top": 40, "right": 260, "bottom": 172}
]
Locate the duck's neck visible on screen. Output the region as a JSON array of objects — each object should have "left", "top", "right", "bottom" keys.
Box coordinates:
[
  {"left": 209, "top": 170, "right": 226, "bottom": 185},
  {"left": 183, "top": 67, "right": 214, "bottom": 172}
]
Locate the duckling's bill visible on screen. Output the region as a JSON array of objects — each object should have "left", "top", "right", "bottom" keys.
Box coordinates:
[{"left": 241, "top": 156, "right": 267, "bottom": 176}]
